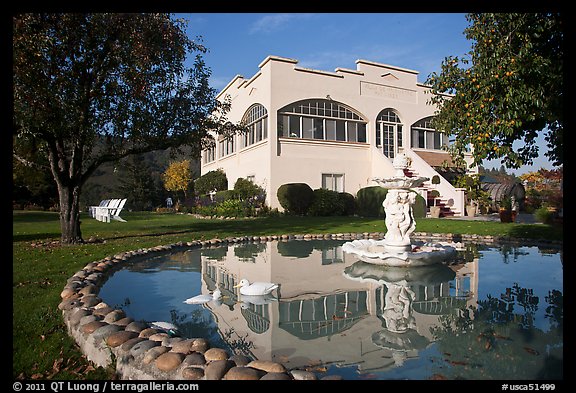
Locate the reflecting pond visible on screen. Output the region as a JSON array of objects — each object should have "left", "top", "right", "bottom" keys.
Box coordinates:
[{"left": 98, "top": 240, "right": 563, "bottom": 380}]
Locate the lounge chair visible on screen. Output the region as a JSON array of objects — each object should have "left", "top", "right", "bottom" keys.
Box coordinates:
[
  {"left": 89, "top": 199, "right": 110, "bottom": 218},
  {"left": 94, "top": 198, "right": 127, "bottom": 223}
]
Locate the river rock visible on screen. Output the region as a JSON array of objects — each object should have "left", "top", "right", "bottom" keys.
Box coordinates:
[
  {"left": 247, "top": 360, "right": 286, "bottom": 373},
  {"left": 143, "top": 346, "right": 170, "bottom": 365},
  {"left": 204, "top": 360, "right": 235, "bottom": 380},
  {"left": 223, "top": 366, "right": 265, "bottom": 380},
  {"left": 81, "top": 320, "right": 107, "bottom": 334},
  {"left": 105, "top": 330, "right": 138, "bottom": 348},
  {"left": 155, "top": 352, "right": 184, "bottom": 372},
  {"left": 79, "top": 285, "right": 98, "bottom": 296},
  {"left": 80, "top": 295, "right": 102, "bottom": 308},
  {"left": 113, "top": 317, "right": 134, "bottom": 327},
  {"left": 125, "top": 321, "right": 148, "bottom": 333},
  {"left": 190, "top": 338, "right": 209, "bottom": 353},
  {"left": 103, "top": 310, "right": 126, "bottom": 324},
  {"left": 183, "top": 352, "right": 206, "bottom": 366},
  {"left": 138, "top": 328, "right": 159, "bottom": 338},
  {"left": 182, "top": 367, "right": 204, "bottom": 380},
  {"left": 290, "top": 369, "right": 318, "bottom": 380},
  {"left": 229, "top": 354, "right": 251, "bottom": 366},
  {"left": 91, "top": 324, "right": 122, "bottom": 342},
  {"left": 129, "top": 340, "right": 159, "bottom": 357},
  {"left": 120, "top": 337, "right": 146, "bottom": 352},
  {"left": 93, "top": 306, "right": 114, "bottom": 317},
  {"left": 204, "top": 347, "right": 228, "bottom": 361},
  {"left": 170, "top": 339, "right": 194, "bottom": 354},
  {"left": 67, "top": 308, "right": 91, "bottom": 326}
]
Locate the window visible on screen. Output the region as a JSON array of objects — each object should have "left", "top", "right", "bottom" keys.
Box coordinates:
[
  {"left": 411, "top": 116, "right": 448, "bottom": 150},
  {"left": 218, "top": 137, "right": 235, "bottom": 158},
  {"left": 241, "top": 104, "right": 268, "bottom": 148},
  {"left": 376, "top": 109, "right": 402, "bottom": 159},
  {"left": 277, "top": 99, "right": 367, "bottom": 144},
  {"left": 322, "top": 173, "right": 344, "bottom": 192},
  {"left": 203, "top": 145, "right": 216, "bottom": 164}
]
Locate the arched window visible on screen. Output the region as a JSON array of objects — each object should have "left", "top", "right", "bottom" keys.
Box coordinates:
[
  {"left": 410, "top": 116, "right": 449, "bottom": 150},
  {"left": 241, "top": 104, "right": 268, "bottom": 148},
  {"left": 376, "top": 109, "right": 402, "bottom": 159},
  {"left": 277, "top": 99, "right": 367, "bottom": 143}
]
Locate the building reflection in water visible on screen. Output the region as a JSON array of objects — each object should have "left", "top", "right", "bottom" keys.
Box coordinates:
[{"left": 197, "top": 240, "right": 478, "bottom": 374}]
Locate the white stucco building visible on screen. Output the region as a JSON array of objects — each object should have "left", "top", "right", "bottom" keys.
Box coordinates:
[{"left": 201, "top": 55, "right": 476, "bottom": 216}]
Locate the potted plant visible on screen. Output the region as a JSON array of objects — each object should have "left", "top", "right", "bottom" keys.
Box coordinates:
[
  {"left": 454, "top": 174, "right": 490, "bottom": 217},
  {"left": 429, "top": 190, "right": 442, "bottom": 218},
  {"left": 499, "top": 196, "right": 513, "bottom": 223}
]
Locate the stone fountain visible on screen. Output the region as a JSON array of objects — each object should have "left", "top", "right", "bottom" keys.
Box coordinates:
[
  {"left": 342, "top": 153, "right": 457, "bottom": 267},
  {"left": 343, "top": 260, "right": 457, "bottom": 367}
]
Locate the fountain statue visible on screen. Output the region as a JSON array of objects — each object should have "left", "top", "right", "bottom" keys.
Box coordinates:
[
  {"left": 342, "top": 153, "right": 457, "bottom": 266},
  {"left": 343, "top": 260, "right": 457, "bottom": 367}
]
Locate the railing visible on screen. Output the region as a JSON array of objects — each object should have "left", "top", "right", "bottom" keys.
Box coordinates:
[{"left": 402, "top": 150, "right": 465, "bottom": 216}]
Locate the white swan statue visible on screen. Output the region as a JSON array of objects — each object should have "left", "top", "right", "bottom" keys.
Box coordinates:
[
  {"left": 183, "top": 289, "right": 223, "bottom": 305},
  {"left": 234, "top": 279, "right": 279, "bottom": 296}
]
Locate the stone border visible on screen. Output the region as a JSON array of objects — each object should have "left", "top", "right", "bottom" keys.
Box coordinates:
[{"left": 59, "top": 232, "right": 562, "bottom": 380}]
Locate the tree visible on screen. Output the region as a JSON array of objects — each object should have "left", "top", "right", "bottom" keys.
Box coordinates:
[
  {"left": 162, "top": 159, "right": 193, "bottom": 201},
  {"left": 13, "top": 13, "right": 239, "bottom": 243},
  {"left": 118, "top": 154, "right": 159, "bottom": 211},
  {"left": 426, "top": 13, "right": 563, "bottom": 170},
  {"left": 195, "top": 168, "right": 228, "bottom": 195}
]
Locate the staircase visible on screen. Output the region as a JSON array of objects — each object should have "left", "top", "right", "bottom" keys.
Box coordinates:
[{"left": 403, "top": 168, "right": 455, "bottom": 217}]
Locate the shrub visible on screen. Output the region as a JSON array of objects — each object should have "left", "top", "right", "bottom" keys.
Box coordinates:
[
  {"left": 356, "top": 186, "right": 426, "bottom": 218},
  {"left": 277, "top": 183, "right": 314, "bottom": 215},
  {"left": 411, "top": 192, "right": 427, "bottom": 219},
  {"left": 355, "top": 186, "right": 388, "bottom": 217},
  {"left": 308, "top": 188, "right": 345, "bottom": 216},
  {"left": 339, "top": 192, "right": 356, "bottom": 216},
  {"left": 534, "top": 206, "right": 554, "bottom": 224},
  {"left": 233, "top": 178, "right": 266, "bottom": 208},
  {"left": 214, "top": 190, "right": 235, "bottom": 204},
  {"left": 215, "top": 199, "right": 246, "bottom": 218},
  {"left": 195, "top": 169, "right": 228, "bottom": 195}
]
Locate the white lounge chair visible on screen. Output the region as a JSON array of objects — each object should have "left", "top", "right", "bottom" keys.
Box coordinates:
[
  {"left": 89, "top": 199, "right": 110, "bottom": 218},
  {"left": 94, "top": 198, "right": 127, "bottom": 223}
]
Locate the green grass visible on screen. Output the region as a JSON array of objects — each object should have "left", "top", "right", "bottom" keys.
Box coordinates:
[{"left": 12, "top": 210, "right": 562, "bottom": 379}]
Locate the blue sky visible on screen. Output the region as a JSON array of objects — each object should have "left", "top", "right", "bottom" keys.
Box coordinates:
[{"left": 179, "top": 13, "right": 557, "bottom": 175}]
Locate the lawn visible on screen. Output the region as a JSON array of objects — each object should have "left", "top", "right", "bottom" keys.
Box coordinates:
[{"left": 12, "top": 210, "right": 563, "bottom": 379}]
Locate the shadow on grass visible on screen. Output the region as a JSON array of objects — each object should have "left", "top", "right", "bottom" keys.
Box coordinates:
[
  {"left": 13, "top": 232, "right": 63, "bottom": 242},
  {"left": 507, "top": 223, "right": 563, "bottom": 242}
]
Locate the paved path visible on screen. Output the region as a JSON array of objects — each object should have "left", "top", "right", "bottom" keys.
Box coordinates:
[{"left": 446, "top": 212, "right": 539, "bottom": 224}]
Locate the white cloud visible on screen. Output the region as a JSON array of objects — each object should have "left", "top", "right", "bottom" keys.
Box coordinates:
[{"left": 249, "top": 13, "right": 314, "bottom": 34}]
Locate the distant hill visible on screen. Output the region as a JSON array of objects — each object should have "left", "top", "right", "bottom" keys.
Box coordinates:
[{"left": 81, "top": 147, "right": 200, "bottom": 211}]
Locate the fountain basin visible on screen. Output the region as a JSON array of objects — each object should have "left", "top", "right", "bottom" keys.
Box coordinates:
[
  {"left": 372, "top": 176, "right": 429, "bottom": 189},
  {"left": 342, "top": 239, "right": 457, "bottom": 267}
]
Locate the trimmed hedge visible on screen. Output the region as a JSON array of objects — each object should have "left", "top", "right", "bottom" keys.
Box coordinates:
[
  {"left": 277, "top": 183, "right": 314, "bottom": 215},
  {"left": 308, "top": 188, "right": 344, "bottom": 216},
  {"left": 355, "top": 186, "right": 426, "bottom": 219},
  {"left": 356, "top": 186, "right": 388, "bottom": 217}
]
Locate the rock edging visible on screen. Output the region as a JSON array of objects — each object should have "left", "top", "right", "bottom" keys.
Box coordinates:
[{"left": 60, "top": 233, "right": 561, "bottom": 380}]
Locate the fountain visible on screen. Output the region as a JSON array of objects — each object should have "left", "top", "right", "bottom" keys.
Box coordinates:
[
  {"left": 343, "top": 260, "right": 457, "bottom": 367},
  {"left": 342, "top": 153, "right": 457, "bottom": 266}
]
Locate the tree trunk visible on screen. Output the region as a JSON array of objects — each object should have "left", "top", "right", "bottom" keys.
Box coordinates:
[{"left": 57, "top": 183, "right": 83, "bottom": 244}]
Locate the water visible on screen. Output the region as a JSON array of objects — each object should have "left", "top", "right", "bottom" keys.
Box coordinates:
[{"left": 98, "top": 240, "right": 563, "bottom": 380}]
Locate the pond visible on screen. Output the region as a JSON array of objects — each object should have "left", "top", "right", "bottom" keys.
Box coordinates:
[{"left": 98, "top": 239, "right": 563, "bottom": 380}]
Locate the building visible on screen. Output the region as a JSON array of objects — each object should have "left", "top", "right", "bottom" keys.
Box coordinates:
[{"left": 201, "top": 55, "right": 477, "bottom": 216}]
